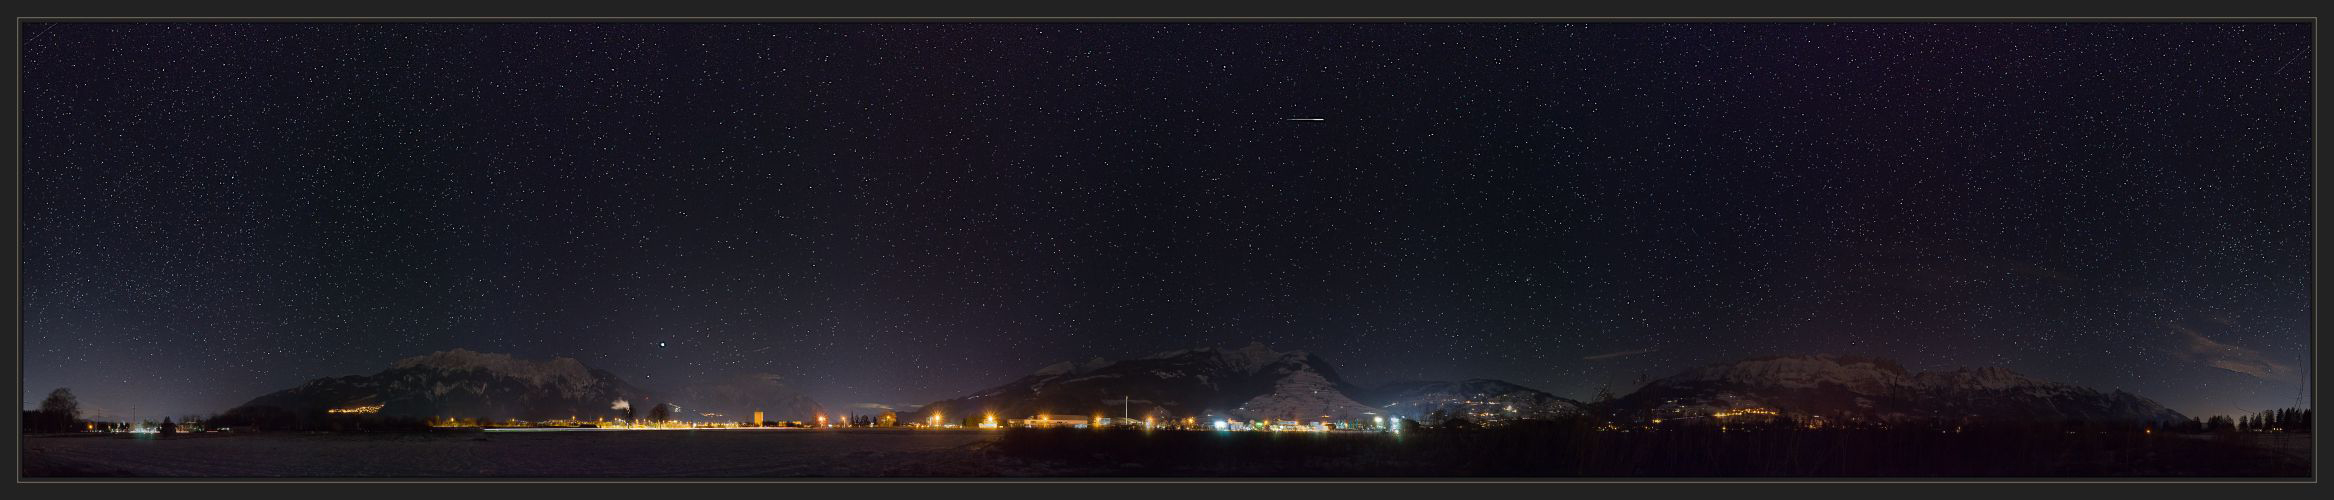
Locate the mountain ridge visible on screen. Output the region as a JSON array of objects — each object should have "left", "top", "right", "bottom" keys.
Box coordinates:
[
  {"left": 229, "top": 349, "right": 822, "bottom": 424},
  {"left": 1611, "top": 354, "right": 2187, "bottom": 424},
  {"left": 227, "top": 348, "right": 2193, "bottom": 427}
]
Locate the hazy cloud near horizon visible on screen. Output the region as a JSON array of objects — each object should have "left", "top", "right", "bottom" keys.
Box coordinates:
[{"left": 2168, "top": 323, "right": 2300, "bottom": 383}]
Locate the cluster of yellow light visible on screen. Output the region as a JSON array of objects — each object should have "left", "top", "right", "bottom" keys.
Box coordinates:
[
  {"left": 1711, "top": 408, "right": 1778, "bottom": 418},
  {"left": 328, "top": 404, "right": 385, "bottom": 414}
]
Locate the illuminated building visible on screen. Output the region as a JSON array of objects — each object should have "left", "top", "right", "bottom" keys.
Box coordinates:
[{"left": 752, "top": 411, "right": 764, "bottom": 427}]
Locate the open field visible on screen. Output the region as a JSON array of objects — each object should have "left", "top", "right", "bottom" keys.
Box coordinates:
[
  {"left": 22, "top": 428, "right": 2314, "bottom": 478},
  {"left": 24, "top": 429, "right": 1051, "bottom": 477}
]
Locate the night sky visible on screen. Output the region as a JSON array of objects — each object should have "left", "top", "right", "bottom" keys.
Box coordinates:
[{"left": 21, "top": 23, "right": 2312, "bottom": 421}]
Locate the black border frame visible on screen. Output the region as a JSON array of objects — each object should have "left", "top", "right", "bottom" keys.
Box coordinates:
[{"left": 4, "top": 0, "right": 2325, "bottom": 495}]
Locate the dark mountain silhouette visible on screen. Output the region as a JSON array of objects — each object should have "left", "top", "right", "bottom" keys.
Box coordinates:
[
  {"left": 232, "top": 349, "right": 650, "bottom": 422},
  {"left": 1609, "top": 354, "right": 2188, "bottom": 424},
  {"left": 909, "top": 342, "right": 1380, "bottom": 423},
  {"left": 1362, "top": 379, "right": 1585, "bottom": 421}
]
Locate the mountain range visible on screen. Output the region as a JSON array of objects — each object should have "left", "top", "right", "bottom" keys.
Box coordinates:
[
  {"left": 906, "top": 343, "right": 1384, "bottom": 423},
  {"left": 1609, "top": 354, "right": 2188, "bottom": 424},
  {"left": 229, "top": 349, "right": 820, "bottom": 423},
  {"left": 228, "top": 346, "right": 2188, "bottom": 427},
  {"left": 1360, "top": 379, "right": 1586, "bottom": 421}
]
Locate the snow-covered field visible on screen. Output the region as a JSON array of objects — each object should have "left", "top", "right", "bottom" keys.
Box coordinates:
[{"left": 23, "top": 429, "right": 1070, "bottom": 478}]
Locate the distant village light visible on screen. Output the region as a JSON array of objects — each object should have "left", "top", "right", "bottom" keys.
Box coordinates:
[{"left": 327, "top": 404, "right": 384, "bottom": 415}]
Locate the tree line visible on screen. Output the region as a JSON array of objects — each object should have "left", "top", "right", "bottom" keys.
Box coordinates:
[{"left": 2199, "top": 407, "right": 2311, "bottom": 433}]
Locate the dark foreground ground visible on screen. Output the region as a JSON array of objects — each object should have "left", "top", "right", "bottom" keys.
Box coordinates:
[
  {"left": 21, "top": 427, "right": 2313, "bottom": 478},
  {"left": 992, "top": 427, "right": 2312, "bottom": 477},
  {"left": 24, "top": 429, "right": 1043, "bottom": 477}
]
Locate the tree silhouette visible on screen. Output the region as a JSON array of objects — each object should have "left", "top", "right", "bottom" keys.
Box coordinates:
[
  {"left": 36, "top": 388, "right": 81, "bottom": 433},
  {"left": 649, "top": 403, "right": 673, "bottom": 423},
  {"left": 1440, "top": 416, "right": 1480, "bottom": 430}
]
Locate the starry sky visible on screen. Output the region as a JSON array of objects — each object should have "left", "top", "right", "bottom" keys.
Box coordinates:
[{"left": 20, "top": 23, "right": 2312, "bottom": 421}]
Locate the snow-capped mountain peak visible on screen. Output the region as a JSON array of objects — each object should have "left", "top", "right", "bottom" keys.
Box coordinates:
[
  {"left": 914, "top": 342, "right": 1371, "bottom": 423},
  {"left": 389, "top": 349, "right": 601, "bottom": 397},
  {"left": 1233, "top": 369, "right": 1377, "bottom": 420},
  {"left": 1669, "top": 354, "right": 1912, "bottom": 394},
  {"left": 1914, "top": 366, "right": 2056, "bottom": 392},
  {"left": 1218, "top": 342, "right": 1305, "bottom": 375}
]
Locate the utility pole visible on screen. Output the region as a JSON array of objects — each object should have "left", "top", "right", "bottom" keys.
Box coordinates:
[
  {"left": 2296, "top": 374, "right": 2309, "bottom": 408},
  {"left": 1106, "top": 396, "right": 1134, "bottom": 424}
]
